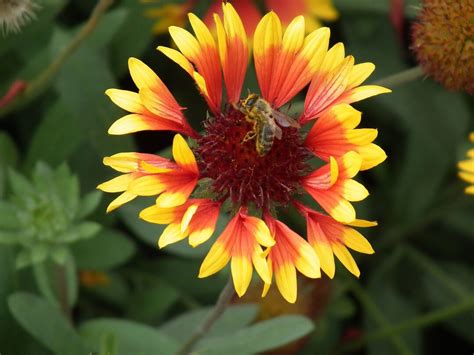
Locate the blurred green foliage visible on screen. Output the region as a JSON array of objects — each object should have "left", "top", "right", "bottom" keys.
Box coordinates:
[{"left": 0, "top": 0, "right": 472, "bottom": 354}]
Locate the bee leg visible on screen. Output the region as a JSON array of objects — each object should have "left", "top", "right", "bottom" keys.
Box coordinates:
[{"left": 242, "top": 130, "right": 256, "bottom": 143}]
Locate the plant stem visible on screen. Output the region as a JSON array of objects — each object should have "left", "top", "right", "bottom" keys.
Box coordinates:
[
  {"left": 404, "top": 247, "right": 468, "bottom": 300},
  {"left": 373, "top": 66, "right": 424, "bottom": 88},
  {"left": 55, "top": 263, "right": 72, "bottom": 323},
  {"left": 348, "top": 279, "right": 414, "bottom": 355},
  {"left": 338, "top": 297, "right": 474, "bottom": 353},
  {"left": 0, "top": 0, "right": 114, "bottom": 119},
  {"left": 177, "top": 278, "right": 235, "bottom": 355}
]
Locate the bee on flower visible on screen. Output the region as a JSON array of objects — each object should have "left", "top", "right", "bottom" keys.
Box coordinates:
[{"left": 98, "top": 2, "right": 390, "bottom": 303}]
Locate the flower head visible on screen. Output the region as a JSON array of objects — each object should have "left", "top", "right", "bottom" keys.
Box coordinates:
[
  {"left": 412, "top": 0, "right": 474, "bottom": 94},
  {"left": 458, "top": 132, "right": 474, "bottom": 195},
  {"left": 0, "top": 0, "right": 38, "bottom": 35},
  {"left": 99, "top": 3, "right": 389, "bottom": 302}
]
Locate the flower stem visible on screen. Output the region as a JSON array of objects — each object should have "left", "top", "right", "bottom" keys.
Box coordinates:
[
  {"left": 0, "top": 0, "right": 114, "bottom": 119},
  {"left": 337, "top": 297, "right": 474, "bottom": 353},
  {"left": 347, "top": 279, "right": 414, "bottom": 355},
  {"left": 373, "top": 66, "right": 424, "bottom": 88},
  {"left": 177, "top": 278, "right": 235, "bottom": 355},
  {"left": 55, "top": 263, "right": 72, "bottom": 323}
]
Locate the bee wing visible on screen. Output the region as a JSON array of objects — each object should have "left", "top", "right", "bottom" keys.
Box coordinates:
[
  {"left": 271, "top": 119, "right": 283, "bottom": 139},
  {"left": 271, "top": 109, "right": 300, "bottom": 128}
]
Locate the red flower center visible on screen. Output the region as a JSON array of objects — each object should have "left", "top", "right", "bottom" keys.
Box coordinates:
[{"left": 195, "top": 105, "right": 310, "bottom": 209}]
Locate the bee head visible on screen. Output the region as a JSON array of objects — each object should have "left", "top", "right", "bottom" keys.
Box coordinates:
[{"left": 242, "top": 92, "right": 258, "bottom": 108}]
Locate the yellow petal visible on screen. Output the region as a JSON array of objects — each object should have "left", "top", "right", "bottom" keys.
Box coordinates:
[
  {"left": 139, "top": 205, "right": 178, "bottom": 224},
  {"left": 252, "top": 247, "right": 272, "bottom": 284},
  {"left": 172, "top": 134, "right": 198, "bottom": 173},
  {"left": 231, "top": 255, "right": 253, "bottom": 297},
  {"left": 106, "top": 191, "right": 136, "bottom": 213},
  {"left": 103, "top": 153, "right": 141, "bottom": 173},
  {"left": 181, "top": 204, "right": 198, "bottom": 233},
  {"left": 244, "top": 216, "right": 275, "bottom": 247},
  {"left": 332, "top": 243, "right": 360, "bottom": 277},
  {"left": 346, "top": 62, "right": 375, "bottom": 89},
  {"left": 356, "top": 143, "right": 387, "bottom": 170},
  {"left": 189, "top": 227, "right": 214, "bottom": 247},
  {"left": 344, "top": 85, "right": 391, "bottom": 103},
  {"left": 465, "top": 185, "right": 474, "bottom": 194},
  {"left": 282, "top": 16, "right": 305, "bottom": 53},
  {"left": 294, "top": 242, "right": 321, "bottom": 279},
  {"left": 168, "top": 26, "right": 201, "bottom": 61},
  {"left": 346, "top": 128, "right": 378, "bottom": 145},
  {"left": 129, "top": 176, "right": 166, "bottom": 196},
  {"left": 343, "top": 228, "right": 375, "bottom": 254},
  {"left": 199, "top": 241, "right": 231, "bottom": 278},
  {"left": 320, "top": 42, "right": 345, "bottom": 73},
  {"left": 188, "top": 13, "right": 217, "bottom": 49},
  {"left": 108, "top": 114, "right": 154, "bottom": 135},
  {"left": 340, "top": 151, "right": 362, "bottom": 178},
  {"left": 330, "top": 199, "right": 356, "bottom": 224},
  {"left": 157, "top": 46, "right": 195, "bottom": 76},
  {"left": 158, "top": 223, "right": 187, "bottom": 248},
  {"left": 128, "top": 57, "right": 160, "bottom": 90},
  {"left": 275, "top": 263, "right": 297, "bottom": 303},
  {"left": 311, "top": 224, "right": 335, "bottom": 279},
  {"left": 105, "top": 89, "right": 144, "bottom": 113},
  {"left": 341, "top": 179, "right": 369, "bottom": 202},
  {"left": 332, "top": 104, "right": 361, "bottom": 129},
  {"left": 347, "top": 219, "right": 378, "bottom": 228},
  {"left": 97, "top": 174, "right": 131, "bottom": 193},
  {"left": 261, "top": 258, "right": 273, "bottom": 298}
]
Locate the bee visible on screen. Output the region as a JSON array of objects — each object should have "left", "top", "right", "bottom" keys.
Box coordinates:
[{"left": 235, "top": 93, "right": 300, "bottom": 156}]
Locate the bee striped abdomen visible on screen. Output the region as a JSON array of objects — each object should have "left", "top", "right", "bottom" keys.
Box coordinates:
[{"left": 256, "top": 122, "right": 275, "bottom": 156}]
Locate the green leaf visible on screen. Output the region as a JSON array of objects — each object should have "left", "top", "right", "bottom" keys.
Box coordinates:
[
  {"left": 33, "top": 255, "right": 78, "bottom": 308},
  {"left": 160, "top": 304, "right": 259, "bottom": 342},
  {"left": 196, "top": 315, "right": 314, "bottom": 354},
  {"left": 378, "top": 82, "right": 470, "bottom": 224},
  {"left": 50, "top": 27, "right": 135, "bottom": 190},
  {"left": 0, "top": 230, "right": 20, "bottom": 244},
  {"left": 59, "top": 221, "right": 102, "bottom": 243},
  {"left": 25, "top": 101, "right": 86, "bottom": 169},
  {"left": 8, "top": 292, "right": 92, "bottom": 355},
  {"left": 100, "top": 333, "right": 118, "bottom": 355},
  {"left": 71, "top": 228, "right": 136, "bottom": 270},
  {"left": 77, "top": 190, "right": 103, "bottom": 219},
  {"left": 8, "top": 169, "right": 35, "bottom": 198},
  {"left": 125, "top": 278, "right": 179, "bottom": 323},
  {"left": 79, "top": 318, "right": 179, "bottom": 355}
]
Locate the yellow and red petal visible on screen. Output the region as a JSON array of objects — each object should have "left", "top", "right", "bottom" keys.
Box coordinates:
[
  {"left": 106, "top": 58, "right": 197, "bottom": 137},
  {"left": 187, "top": 201, "right": 221, "bottom": 247},
  {"left": 103, "top": 152, "right": 174, "bottom": 173},
  {"left": 301, "top": 205, "right": 375, "bottom": 278},
  {"left": 274, "top": 26, "right": 330, "bottom": 107},
  {"left": 263, "top": 214, "right": 320, "bottom": 303},
  {"left": 167, "top": 16, "right": 222, "bottom": 113},
  {"left": 302, "top": 152, "right": 367, "bottom": 223},
  {"left": 154, "top": 173, "right": 198, "bottom": 208},
  {"left": 253, "top": 11, "right": 283, "bottom": 102},
  {"left": 301, "top": 156, "right": 338, "bottom": 190},
  {"left": 302, "top": 54, "right": 354, "bottom": 123},
  {"left": 214, "top": 3, "right": 249, "bottom": 104}
]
